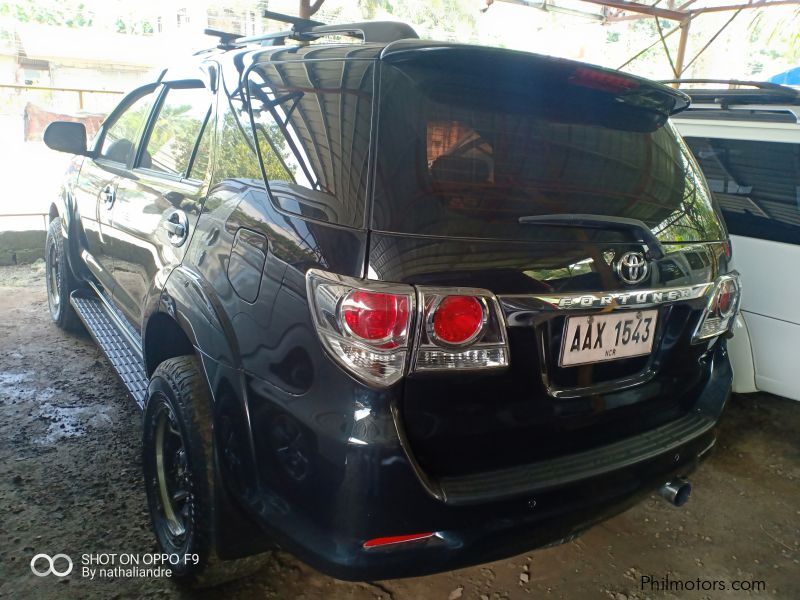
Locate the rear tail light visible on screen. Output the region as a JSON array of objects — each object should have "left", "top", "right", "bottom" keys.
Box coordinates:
[
  {"left": 692, "top": 273, "right": 741, "bottom": 343},
  {"left": 430, "top": 295, "right": 485, "bottom": 346},
  {"left": 723, "top": 239, "right": 732, "bottom": 260},
  {"left": 306, "top": 271, "right": 511, "bottom": 385},
  {"left": 414, "top": 288, "right": 509, "bottom": 372},
  {"left": 341, "top": 290, "right": 410, "bottom": 347},
  {"left": 306, "top": 270, "right": 414, "bottom": 387}
]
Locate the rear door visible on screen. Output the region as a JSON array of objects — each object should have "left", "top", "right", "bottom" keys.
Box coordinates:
[
  {"left": 73, "top": 85, "right": 159, "bottom": 293},
  {"left": 107, "top": 77, "right": 214, "bottom": 333},
  {"left": 370, "top": 51, "right": 730, "bottom": 478}
]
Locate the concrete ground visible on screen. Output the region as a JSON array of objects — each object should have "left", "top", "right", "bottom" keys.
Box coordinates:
[{"left": 0, "top": 263, "right": 798, "bottom": 600}]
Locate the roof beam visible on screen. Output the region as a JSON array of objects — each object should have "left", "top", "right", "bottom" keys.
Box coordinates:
[
  {"left": 690, "top": 0, "right": 800, "bottom": 15},
  {"left": 578, "top": 0, "right": 686, "bottom": 20},
  {"left": 581, "top": 0, "right": 800, "bottom": 21}
]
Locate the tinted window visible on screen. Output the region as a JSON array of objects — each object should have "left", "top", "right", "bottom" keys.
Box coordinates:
[
  {"left": 141, "top": 85, "right": 211, "bottom": 177},
  {"left": 372, "top": 63, "right": 725, "bottom": 243},
  {"left": 684, "top": 137, "right": 800, "bottom": 245},
  {"left": 244, "top": 59, "right": 374, "bottom": 228},
  {"left": 100, "top": 88, "right": 157, "bottom": 165},
  {"left": 214, "top": 90, "right": 266, "bottom": 184},
  {"left": 188, "top": 110, "right": 212, "bottom": 181}
]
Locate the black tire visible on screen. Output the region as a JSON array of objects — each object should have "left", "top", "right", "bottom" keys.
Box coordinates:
[
  {"left": 143, "top": 356, "right": 215, "bottom": 580},
  {"left": 45, "top": 216, "right": 82, "bottom": 332},
  {"left": 142, "top": 356, "right": 270, "bottom": 586}
]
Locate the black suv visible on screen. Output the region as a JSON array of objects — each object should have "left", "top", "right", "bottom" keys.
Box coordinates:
[{"left": 43, "top": 16, "right": 739, "bottom": 583}]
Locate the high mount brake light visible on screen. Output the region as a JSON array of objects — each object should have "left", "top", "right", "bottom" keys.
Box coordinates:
[
  {"left": 306, "top": 271, "right": 511, "bottom": 385},
  {"left": 692, "top": 274, "right": 741, "bottom": 344},
  {"left": 571, "top": 67, "right": 639, "bottom": 94}
]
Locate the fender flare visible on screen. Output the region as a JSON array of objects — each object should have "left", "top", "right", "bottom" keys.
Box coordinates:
[{"left": 157, "top": 264, "right": 241, "bottom": 369}]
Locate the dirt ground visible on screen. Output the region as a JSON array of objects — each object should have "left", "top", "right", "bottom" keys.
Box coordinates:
[{"left": 0, "top": 263, "right": 798, "bottom": 600}]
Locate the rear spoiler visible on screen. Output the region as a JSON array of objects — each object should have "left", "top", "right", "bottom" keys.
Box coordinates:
[{"left": 381, "top": 41, "right": 690, "bottom": 117}]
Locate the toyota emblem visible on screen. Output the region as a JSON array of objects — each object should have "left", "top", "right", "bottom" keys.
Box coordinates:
[{"left": 614, "top": 251, "right": 649, "bottom": 285}]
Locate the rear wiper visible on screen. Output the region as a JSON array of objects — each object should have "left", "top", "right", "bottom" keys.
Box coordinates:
[{"left": 518, "top": 214, "right": 664, "bottom": 259}]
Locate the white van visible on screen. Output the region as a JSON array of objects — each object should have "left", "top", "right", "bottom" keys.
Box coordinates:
[{"left": 671, "top": 80, "right": 800, "bottom": 401}]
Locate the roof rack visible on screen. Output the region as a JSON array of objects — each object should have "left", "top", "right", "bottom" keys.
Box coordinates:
[
  {"left": 202, "top": 28, "right": 243, "bottom": 50},
  {"left": 235, "top": 10, "right": 419, "bottom": 46},
  {"left": 660, "top": 78, "right": 800, "bottom": 106}
]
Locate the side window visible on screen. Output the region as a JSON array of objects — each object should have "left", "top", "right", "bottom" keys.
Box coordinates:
[
  {"left": 188, "top": 113, "right": 213, "bottom": 181},
  {"left": 99, "top": 88, "right": 157, "bottom": 165},
  {"left": 685, "top": 137, "right": 800, "bottom": 245},
  {"left": 213, "top": 93, "right": 264, "bottom": 183},
  {"left": 141, "top": 85, "right": 211, "bottom": 178}
]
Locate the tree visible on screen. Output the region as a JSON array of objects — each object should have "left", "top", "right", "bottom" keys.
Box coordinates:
[
  {"left": 0, "top": 0, "right": 93, "bottom": 28},
  {"left": 298, "top": 0, "right": 326, "bottom": 20}
]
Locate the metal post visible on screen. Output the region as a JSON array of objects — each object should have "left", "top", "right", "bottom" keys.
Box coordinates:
[{"left": 78, "top": 90, "right": 84, "bottom": 110}]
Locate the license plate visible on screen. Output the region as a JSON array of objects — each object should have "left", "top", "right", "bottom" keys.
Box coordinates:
[{"left": 559, "top": 310, "right": 658, "bottom": 367}]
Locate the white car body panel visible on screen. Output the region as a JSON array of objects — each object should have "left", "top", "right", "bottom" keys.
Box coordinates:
[
  {"left": 673, "top": 113, "right": 800, "bottom": 401},
  {"left": 727, "top": 314, "right": 757, "bottom": 394}
]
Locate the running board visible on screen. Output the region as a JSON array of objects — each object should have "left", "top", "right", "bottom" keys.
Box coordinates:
[{"left": 70, "top": 291, "right": 147, "bottom": 409}]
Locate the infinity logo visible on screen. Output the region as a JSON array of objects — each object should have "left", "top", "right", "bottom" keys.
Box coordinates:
[{"left": 30, "top": 553, "right": 73, "bottom": 577}]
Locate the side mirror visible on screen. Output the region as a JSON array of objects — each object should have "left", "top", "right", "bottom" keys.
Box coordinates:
[{"left": 43, "top": 121, "right": 90, "bottom": 156}]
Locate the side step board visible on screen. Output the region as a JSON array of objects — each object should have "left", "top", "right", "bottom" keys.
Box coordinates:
[{"left": 70, "top": 290, "right": 148, "bottom": 408}]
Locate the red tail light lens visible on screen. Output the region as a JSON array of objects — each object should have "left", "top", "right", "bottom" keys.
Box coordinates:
[
  {"left": 341, "top": 290, "right": 410, "bottom": 344},
  {"left": 724, "top": 239, "right": 732, "bottom": 259},
  {"left": 431, "top": 295, "right": 485, "bottom": 346},
  {"left": 715, "top": 279, "right": 736, "bottom": 317}
]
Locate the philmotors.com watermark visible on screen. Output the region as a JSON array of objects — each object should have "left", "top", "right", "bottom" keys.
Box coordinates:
[
  {"left": 641, "top": 573, "right": 767, "bottom": 593},
  {"left": 30, "top": 553, "right": 199, "bottom": 579}
]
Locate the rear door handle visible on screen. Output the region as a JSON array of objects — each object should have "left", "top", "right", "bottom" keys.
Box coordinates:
[{"left": 164, "top": 210, "right": 189, "bottom": 247}]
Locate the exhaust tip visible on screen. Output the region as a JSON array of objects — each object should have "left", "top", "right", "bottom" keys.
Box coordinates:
[{"left": 659, "top": 478, "right": 691, "bottom": 507}]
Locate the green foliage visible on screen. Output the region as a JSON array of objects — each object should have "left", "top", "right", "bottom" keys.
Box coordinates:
[
  {"left": 357, "top": 0, "right": 476, "bottom": 40},
  {"left": 0, "top": 0, "right": 93, "bottom": 28},
  {"left": 214, "top": 105, "right": 264, "bottom": 183},
  {"left": 0, "top": 0, "right": 154, "bottom": 34}
]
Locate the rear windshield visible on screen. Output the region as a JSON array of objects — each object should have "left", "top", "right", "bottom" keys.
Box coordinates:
[{"left": 372, "top": 62, "right": 725, "bottom": 243}]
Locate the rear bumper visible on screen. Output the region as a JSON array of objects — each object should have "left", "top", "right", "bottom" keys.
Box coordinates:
[{"left": 231, "top": 341, "right": 731, "bottom": 581}]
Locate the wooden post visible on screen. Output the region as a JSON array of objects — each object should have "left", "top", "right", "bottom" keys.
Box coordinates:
[{"left": 673, "top": 17, "right": 691, "bottom": 83}]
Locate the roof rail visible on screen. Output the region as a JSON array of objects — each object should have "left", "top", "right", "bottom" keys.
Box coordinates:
[
  {"left": 235, "top": 10, "right": 419, "bottom": 47},
  {"left": 661, "top": 78, "right": 800, "bottom": 108},
  {"left": 660, "top": 79, "right": 796, "bottom": 93}
]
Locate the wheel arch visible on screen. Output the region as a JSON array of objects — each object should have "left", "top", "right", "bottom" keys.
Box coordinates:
[{"left": 143, "top": 312, "right": 197, "bottom": 378}]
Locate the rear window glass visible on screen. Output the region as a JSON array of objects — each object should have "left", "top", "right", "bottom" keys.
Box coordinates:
[
  {"left": 684, "top": 137, "right": 800, "bottom": 246},
  {"left": 372, "top": 64, "right": 725, "bottom": 243}
]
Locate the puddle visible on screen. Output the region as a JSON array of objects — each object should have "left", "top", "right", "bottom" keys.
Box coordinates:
[
  {"left": 0, "top": 371, "right": 33, "bottom": 403},
  {"left": 36, "top": 402, "right": 115, "bottom": 444},
  {"left": 0, "top": 370, "right": 116, "bottom": 444}
]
